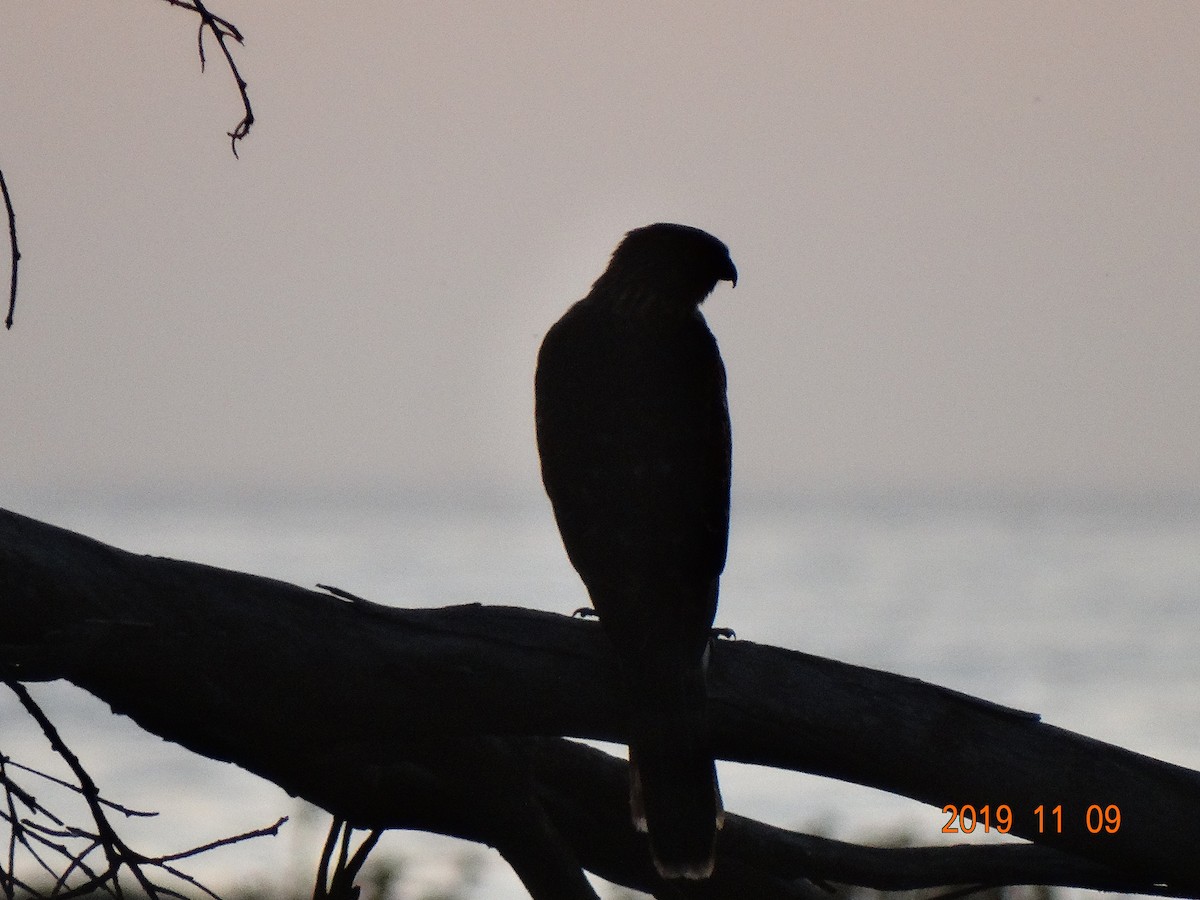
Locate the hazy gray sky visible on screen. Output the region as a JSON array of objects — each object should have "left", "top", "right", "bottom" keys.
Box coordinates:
[{"left": 2, "top": 2, "right": 1197, "bottom": 500}]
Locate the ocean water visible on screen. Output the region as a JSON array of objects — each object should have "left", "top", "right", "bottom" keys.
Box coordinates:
[{"left": 3, "top": 489, "right": 1199, "bottom": 898}]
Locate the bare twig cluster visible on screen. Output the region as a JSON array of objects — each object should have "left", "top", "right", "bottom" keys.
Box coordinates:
[{"left": 1, "top": 679, "right": 285, "bottom": 900}]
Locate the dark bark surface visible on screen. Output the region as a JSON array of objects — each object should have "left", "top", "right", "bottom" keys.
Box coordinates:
[{"left": 2, "top": 506, "right": 1197, "bottom": 898}]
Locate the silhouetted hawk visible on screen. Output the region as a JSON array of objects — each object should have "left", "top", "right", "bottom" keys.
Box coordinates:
[{"left": 535, "top": 223, "right": 736, "bottom": 879}]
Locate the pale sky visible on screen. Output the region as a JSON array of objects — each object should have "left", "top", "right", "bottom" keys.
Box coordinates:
[{"left": 2, "top": 2, "right": 1198, "bottom": 501}]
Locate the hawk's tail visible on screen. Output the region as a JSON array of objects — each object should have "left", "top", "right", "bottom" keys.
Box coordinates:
[{"left": 627, "top": 661, "right": 724, "bottom": 880}]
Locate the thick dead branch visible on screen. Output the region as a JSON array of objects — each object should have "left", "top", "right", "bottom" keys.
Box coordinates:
[{"left": 2, "top": 506, "right": 1199, "bottom": 897}]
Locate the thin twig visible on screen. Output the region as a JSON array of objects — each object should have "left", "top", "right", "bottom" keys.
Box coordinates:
[
  {"left": 156, "top": 817, "right": 287, "bottom": 863},
  {"left": 3, "top": 759, "right": 157, "bottom": 819},
  {"left": 0, "top": 167, "right": 18, "bottom": 329}
]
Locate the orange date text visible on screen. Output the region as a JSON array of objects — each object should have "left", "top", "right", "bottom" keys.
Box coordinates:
[{"left": 942, "top": 804, "right": 1121, "bottom": 835}]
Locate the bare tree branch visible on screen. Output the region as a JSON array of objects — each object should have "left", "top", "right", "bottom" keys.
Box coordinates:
[
  {"left": 3, "top": 505, "right": 1200, "bottom": 897},
  {"left": 313, "top": 821, "right": 383, "bottom": 900},
  {"left": 1, "top": 168, "right": 17, "bottom": 330},
  {"left": 158, "top": 0, "right": 254, "bottom": 155}
]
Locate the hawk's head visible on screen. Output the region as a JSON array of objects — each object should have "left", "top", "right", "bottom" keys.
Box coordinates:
[{"left": 602, "top": 223, "right": 737, "bottom": 312}]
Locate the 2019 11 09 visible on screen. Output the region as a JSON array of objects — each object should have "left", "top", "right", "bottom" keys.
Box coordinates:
[{"left": 941, "top": 803, "right": 1121, "bottom": 835}]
